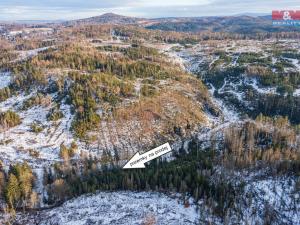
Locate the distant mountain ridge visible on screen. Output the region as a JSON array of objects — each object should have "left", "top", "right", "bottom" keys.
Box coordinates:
[
  {"left": 6, "top": 12, "right": 298, "bottom": 34},
  {"left": 145, "top": 15, "right": 300, "bottom": 33},
  {"left": 64, "top": 12, "right": 300, "bottom": 33},
  {"left": 65, "top": 13, "right": 145, "bottom": 25}
]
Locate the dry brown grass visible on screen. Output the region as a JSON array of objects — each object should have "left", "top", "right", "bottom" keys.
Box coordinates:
[{"left": 110, "top": 83, "right": 206, "bottom": 141}]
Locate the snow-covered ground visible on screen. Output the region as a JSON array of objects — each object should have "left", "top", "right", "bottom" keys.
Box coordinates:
[
  {"left": 8, "top": 28, "right": 53, "bottom": 37},
  {"left": 165, "top": 44, "right": 240, "bottom": 124},
  {"left": 294, "top": 88, "right": 300, "bottom": 97},
  {"left": 16, "top": 192, "right": 200, "bottom": 225},
  {"left": 244, "top": 77, "right": 277, "bottom": 95},
  {"left": 0, "top": 93, "right": 78, "bottom": 168},
  {"left": 15, "top": 46, "right": 53, "bottom": 61},
  {"left": 0, "top": 92, "right": 87, "bottom": 204},
  {"left": 168, "top": 39, "right": 300, "bottom": 118},
  {"left": 0, "top": 72, "right": 11, "bottom": 89},
  {"left": 288, "top": 58, "right": 300, "bottom": 71},
  {"left": 208, "top": 85, "right": 240, "bottom": 123},
  {"left": 15, "top": 176, "right": 300, "bottom": 225},
  {"left": 241, "top": 176, "right": 300, "bottom": 225}
]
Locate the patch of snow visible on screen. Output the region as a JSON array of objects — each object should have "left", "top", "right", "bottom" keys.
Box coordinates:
[
  {"left": 293, "top": 88, "right": 300, "bottom": 97},
  {"left": 289, "top": 58, "right": 300, "bottom": 71},
  {"left": 165, "top": 51, "right": 187, "bottom": 70},
  {"left": 232, "top": 54, "right": 239, "bottom": 66},
  {"left": 0, "top": 94, "right": 78, "bottom": 168},
  {"left": 166, "top": 45, "right": 240, "bottom": 124},
  {"left": 0, "top": 72, "right": 11, "bottom": 89},
  {"left": 16, "top": 46, "right": 52, "bottom": 61},
  {"left": 9, "top": 30, "right": 23, "bottom": 36},
  {"left": 244, "top": 77, "right": 277, "bottom": 95},
  {"left": 0, "top": 94, "right": 81, "bottom": 205},
  {"left": 0, "top": 92, "right": 34, "bottom": 111},
  {"left": 209, "top": 56, "right": 220, "bottom": 69},
  {"left": 17, "top": 191, "right": 200, "bottom": 225},
  {"left": 242, "top": 177, "right": 300, "bottom": 225}
]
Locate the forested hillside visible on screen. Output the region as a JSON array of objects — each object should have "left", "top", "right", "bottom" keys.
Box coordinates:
[{"left": 0, "top": 17, "right": 299, "bottom": 225}]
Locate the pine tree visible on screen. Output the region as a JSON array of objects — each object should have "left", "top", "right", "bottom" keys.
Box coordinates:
[{"left": 5, "top": 174, "right": 21, "bottom": 208}]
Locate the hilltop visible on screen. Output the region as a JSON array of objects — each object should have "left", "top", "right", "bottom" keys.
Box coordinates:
[{"left": 66, "top": 13, "right": 145, "bottom": 25}]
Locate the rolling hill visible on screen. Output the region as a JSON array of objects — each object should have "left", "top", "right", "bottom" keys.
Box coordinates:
[{"left": 65, "top": 13, "right": 300, "bottom": 34}]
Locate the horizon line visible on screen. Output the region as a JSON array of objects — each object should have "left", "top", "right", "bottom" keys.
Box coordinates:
[{"left": 0, "top": 12, "right": 271, "bottom": 23}]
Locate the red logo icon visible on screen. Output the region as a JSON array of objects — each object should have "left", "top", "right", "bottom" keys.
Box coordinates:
[{"left": 272, "top": 10, "right": 300, "bottom": 20}]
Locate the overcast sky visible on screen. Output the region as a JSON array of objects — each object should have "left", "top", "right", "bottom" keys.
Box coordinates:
[{"left": 1, "top": 0, "right": 300, "bottom": 21}]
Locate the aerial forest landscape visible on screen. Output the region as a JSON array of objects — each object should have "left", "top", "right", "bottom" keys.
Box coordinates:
[{"left": 0, "top": 0, "right": 300, "bottom": 224}]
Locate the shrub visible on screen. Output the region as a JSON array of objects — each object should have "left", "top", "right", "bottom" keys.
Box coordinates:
[
  {"left": 30, "top": 122, "right": 44, "bottom": 133},
  {"left": 0, "top": 110, "right": 21, "bottom": 129},
  {"left": 47, "top": 107, "right": 64, "bottom": 121},
  {"left": 0, "top": 87, "right": 12, "bottom": 102},
  {"left": 141, "top": 84, "right": 157, "bottom": 97},
  {"left": 59, "top": 143, "right": 77, "bottom": 161},
  {"left": 22, "top": 93, "right": 52, "bottom": 110},
  {"left": 4, "top": 163, "right": 35, "bottom": 209},
  {"left": 29, "top": 149, "right": 40, "bottom": 158}
]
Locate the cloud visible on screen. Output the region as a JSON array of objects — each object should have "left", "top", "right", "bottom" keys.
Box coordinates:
[
  {"left": 0, "top": 6, "right": 133, "bottom": 20},
  {"left": 0, "top": 0, "right": 133, "bottom": 9},
  {"left": 0, "top": 0, "right": 300, "bottom": 20},
  {"left": 131, "top": 0, "right": 212, "bottom": 7},
  {"left": 131, "top": 0, "right": 300, "bottom": 17}
]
